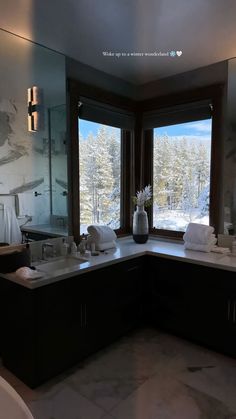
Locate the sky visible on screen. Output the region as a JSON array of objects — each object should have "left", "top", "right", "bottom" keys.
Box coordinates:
[
  {"left": 154, "top": 119, "right": 212, "bottom": 142},
  {"left": 79, "top": 118, "right": 212, "bottom": 141},
  {"left": 79, "top": 119, "right": 119, "bottom": 139}
]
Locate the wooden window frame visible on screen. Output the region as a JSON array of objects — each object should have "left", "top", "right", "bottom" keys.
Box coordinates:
[
  {"left": 67, "top": 79, "right": 135, "bottom": 243},
  {"left": 140, "top": 85, "right": 224, "bottom": 239},
  {"left": 68, "top": 81, "right": 224, "bottom": 242}
]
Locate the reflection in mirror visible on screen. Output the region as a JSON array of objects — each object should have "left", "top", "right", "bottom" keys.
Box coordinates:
[
  {"left": 49, "top": 104, "right": 68, "bottom": 234},
  {"left": 0, "top": 29, "right": 67, "bottom": 243},
  {"left": 224, "top": 57, "right": 236, "bottom": 236}
]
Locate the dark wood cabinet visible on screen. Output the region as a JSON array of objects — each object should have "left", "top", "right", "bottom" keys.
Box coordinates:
[
  {"left": 2, "top": 252, "right": 236, "bottom": 388},
  {"left": 0, "top": 257, "right": 143, "bottom": 387},
  {"left": 146, "top": 256, "right": 236, "bottom": 357},
  {"left": 36, "top": 276, "right": 88, "bottom": 384},
  {"left": 80, "top": 257, "right": 143, "bottom": 353},
  {"left": 146, "top": 257, "right": 195, "bottom": 334}
]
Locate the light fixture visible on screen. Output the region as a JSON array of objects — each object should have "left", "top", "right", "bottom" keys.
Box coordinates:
[{"left": 27, "top": 86, "right": 40, "bottom": 132}]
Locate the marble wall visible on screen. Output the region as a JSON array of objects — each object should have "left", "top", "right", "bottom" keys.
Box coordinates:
[
  {"left": 0, "top": 29, "right": 66, "bottom": 228},
  {"left": 224, "top": 58, "right": 236, "bottom": 234}
]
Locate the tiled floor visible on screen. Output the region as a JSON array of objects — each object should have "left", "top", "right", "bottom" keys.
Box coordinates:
[{"left": 1, "top": 328, "right": 236, "bottom": 418}]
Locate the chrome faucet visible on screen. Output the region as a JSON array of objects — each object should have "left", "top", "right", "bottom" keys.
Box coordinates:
[{"left": 42, "top": 242, "right": 54, "bottom": 260}]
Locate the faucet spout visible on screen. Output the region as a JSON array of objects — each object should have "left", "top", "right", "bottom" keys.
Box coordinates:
[{"left": 42, "top": 243, "right": 54, "bottom": 260}]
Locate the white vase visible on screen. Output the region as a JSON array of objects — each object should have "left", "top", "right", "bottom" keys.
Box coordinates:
[{"left": 132, "top": 205, "right": 149, "bottom": 244}]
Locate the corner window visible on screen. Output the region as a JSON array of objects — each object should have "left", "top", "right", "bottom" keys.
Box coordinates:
[{"left": 153, "top": 119, "right": 212, "bottom": 232}]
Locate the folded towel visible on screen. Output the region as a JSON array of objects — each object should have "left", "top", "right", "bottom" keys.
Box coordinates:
[
  {"left": 15, "top": 267, "right": 45, "bottom": 280},
  {"left": 87, "top": 225, "right": 117, "bottom": 243},
  {"left": 211, "top": 246, "right": 231, "bottom": 254},
  {"left": 184, "top": 237, "right": 217, "bottom": 252},
  {"left": 183, "top": 223, "right": 214, "bottom": 245},
  {"left": 96, "top": 241, "right": 117, "bottom": 251}
]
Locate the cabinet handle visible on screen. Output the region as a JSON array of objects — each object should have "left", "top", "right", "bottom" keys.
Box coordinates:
[
  {"left": 84, "top": 303, "right": 87, "bottom": 327},
  {"left": 228, "top": 299, "right": 231, "bottom": 321},
  {"left": 233, "top": 302, "right": 236, "bottom": 324},
  {"left": 80, "top": 304, "right": 83, "bottom": 327}
]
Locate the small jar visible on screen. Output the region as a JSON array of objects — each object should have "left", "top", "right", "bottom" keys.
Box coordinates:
[
  {"left": 232, "top": 238, "right": 236, "bottom": 255},
  {"left": 78, "top": 237, "right": 86, "bottom": 255}
]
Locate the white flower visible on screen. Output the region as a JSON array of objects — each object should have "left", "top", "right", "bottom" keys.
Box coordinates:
[{"left": 133, "top": 185, "right": 152, "bottom": 207}]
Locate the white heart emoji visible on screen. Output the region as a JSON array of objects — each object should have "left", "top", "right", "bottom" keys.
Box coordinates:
[{"left": 176, "top": 51, "right": 182, "bottom": 57}]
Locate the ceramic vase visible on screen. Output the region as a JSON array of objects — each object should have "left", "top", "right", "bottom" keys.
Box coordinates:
[{"left": 132, "top": 205, "right": 149, "bottom": 244}]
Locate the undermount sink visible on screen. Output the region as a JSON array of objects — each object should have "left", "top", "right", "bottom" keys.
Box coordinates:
[{"left": 36, "top": 256, "right": 87, "bottom": 273}]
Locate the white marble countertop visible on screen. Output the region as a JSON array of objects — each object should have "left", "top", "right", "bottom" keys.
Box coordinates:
[
  {"left": 21, "top": 224, "right": 68, "bottom": 237},
  {"left": 2, "top": 236, "right": 236, "bottom": 289}
]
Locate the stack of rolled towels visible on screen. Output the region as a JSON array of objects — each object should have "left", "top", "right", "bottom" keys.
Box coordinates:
[
  {"left": 87, "top": 225, "right": 117, "bottom": 251},
  {"left": 183, "top": 223, "right": 217, "bottom": 252}
]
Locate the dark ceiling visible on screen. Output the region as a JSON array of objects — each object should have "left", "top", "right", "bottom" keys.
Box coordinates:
[{"left": 1, "top": 0, "right": 236, "bottom": 84}]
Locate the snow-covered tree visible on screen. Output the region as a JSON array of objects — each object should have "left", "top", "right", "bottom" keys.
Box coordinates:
[
  {"left": 79, "top": 124, "right": 121, "bottom": 228},
  {"left": 153, "top": 132, "right": 210, "bottom": 226}
]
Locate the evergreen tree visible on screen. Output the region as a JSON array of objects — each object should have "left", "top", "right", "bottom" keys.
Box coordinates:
[
  {"left": 106, "top": 128, "right": 120, "bottom": 227},
  {"left": 79, "top": 124, "right": 121, "bottom": 228},
  {"left": 79, "top": 133, "right": 95, "bottom": 226},
  {"left": 153, "top": 132, "right": 211, "bottom": 224}
]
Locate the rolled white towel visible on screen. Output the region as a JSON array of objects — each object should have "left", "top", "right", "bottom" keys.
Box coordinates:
[
  {"left": 87, "top": 225, "right": 117, "bottom": 243},
  {"left": 183, "top": 223, "right": 214, "bottom": 245},
  {"left": 15, "top": 267, "right": 45, "bottom": 280},
  {"left": 184, "top": 236, "right": 217, "bottom": 252}
]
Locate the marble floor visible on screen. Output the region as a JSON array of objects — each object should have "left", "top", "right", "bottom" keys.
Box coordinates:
[{"left": 1, "top": 328, "right": 236, "bottom": 419}]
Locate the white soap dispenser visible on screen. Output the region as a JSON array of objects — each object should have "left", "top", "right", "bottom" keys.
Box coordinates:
[
  {"left": 232, "top": 237, "right": 236, "bottom": 256},
  {"left": 61, "top": 238, "right": 69, "bottom": 256}
]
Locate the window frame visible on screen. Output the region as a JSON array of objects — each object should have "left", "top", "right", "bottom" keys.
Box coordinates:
[
  {"left": 68, "top": 79, "right": 135, "bottom": 242},
  {"left": 141, "top": 85, "right": 224, "bottom": 239}
]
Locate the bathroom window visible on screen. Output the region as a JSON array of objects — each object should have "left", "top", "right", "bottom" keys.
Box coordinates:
[
  {"left": 79, "top": 119, "right": 121, "bottom": 234},
  {"left": 142, "top": 90, "right": 222, "bottom": 238},
  {"left": 153, "top": 119, "right": 212, "bottom": 232},
  {"left": 68, "top": 90, "right": 135, "bottom": 240}
]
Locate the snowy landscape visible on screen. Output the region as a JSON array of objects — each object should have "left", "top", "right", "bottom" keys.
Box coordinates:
[
  {"left": 79, "top": 120, "right": 121, "bottom": 233},
  {"left": 153, "top": 119, "right": 211, "bottom": 231}
]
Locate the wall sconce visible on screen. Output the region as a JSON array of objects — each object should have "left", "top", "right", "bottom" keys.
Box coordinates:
[{"left": 27, "top": 86, "right": 40, "bottom": 132}]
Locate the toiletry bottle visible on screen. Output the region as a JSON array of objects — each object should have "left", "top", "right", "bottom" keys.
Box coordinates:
[
  {"left": 78, "top": 235, "right": 86, "bottom": 255},
  {"left": 61, "top": 238, "right": 69, "bottom": 256},
  {"left": 70, "top": 241, "right": 77, "bottom": 255}
]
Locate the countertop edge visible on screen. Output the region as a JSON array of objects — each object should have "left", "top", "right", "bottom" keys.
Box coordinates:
[{"left": 1, "top": 238, "right": 236, "bottom": 289}]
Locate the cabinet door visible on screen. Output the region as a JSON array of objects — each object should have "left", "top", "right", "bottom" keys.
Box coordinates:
[
  {"left": 210, "top": 271, "right": 236, "bottom": 357},
  {"left": 147, "top": 256, "right": 236, "bottom": 355},
  {"left": 84, "top": 258, "right": 143, "bottom": 352},
  {"left": 115, "top": 258, "right": 143, "bottom": 331},
  {"left": 36, "top": 276, "right": 87, "bottom": 383},
  {"left": 147, "top": 257, "right": 195, "bottom": 334},
  {"left": 0, "top": 279, "right": 38, "bottom": 388}
]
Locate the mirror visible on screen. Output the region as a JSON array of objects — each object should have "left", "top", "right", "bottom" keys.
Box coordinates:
[
  {"left": 49, "top": 104, "right": 68, "bottom": 224},
  {"left": 0, "top": 29, "right": 67, "bottom": 243}
]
